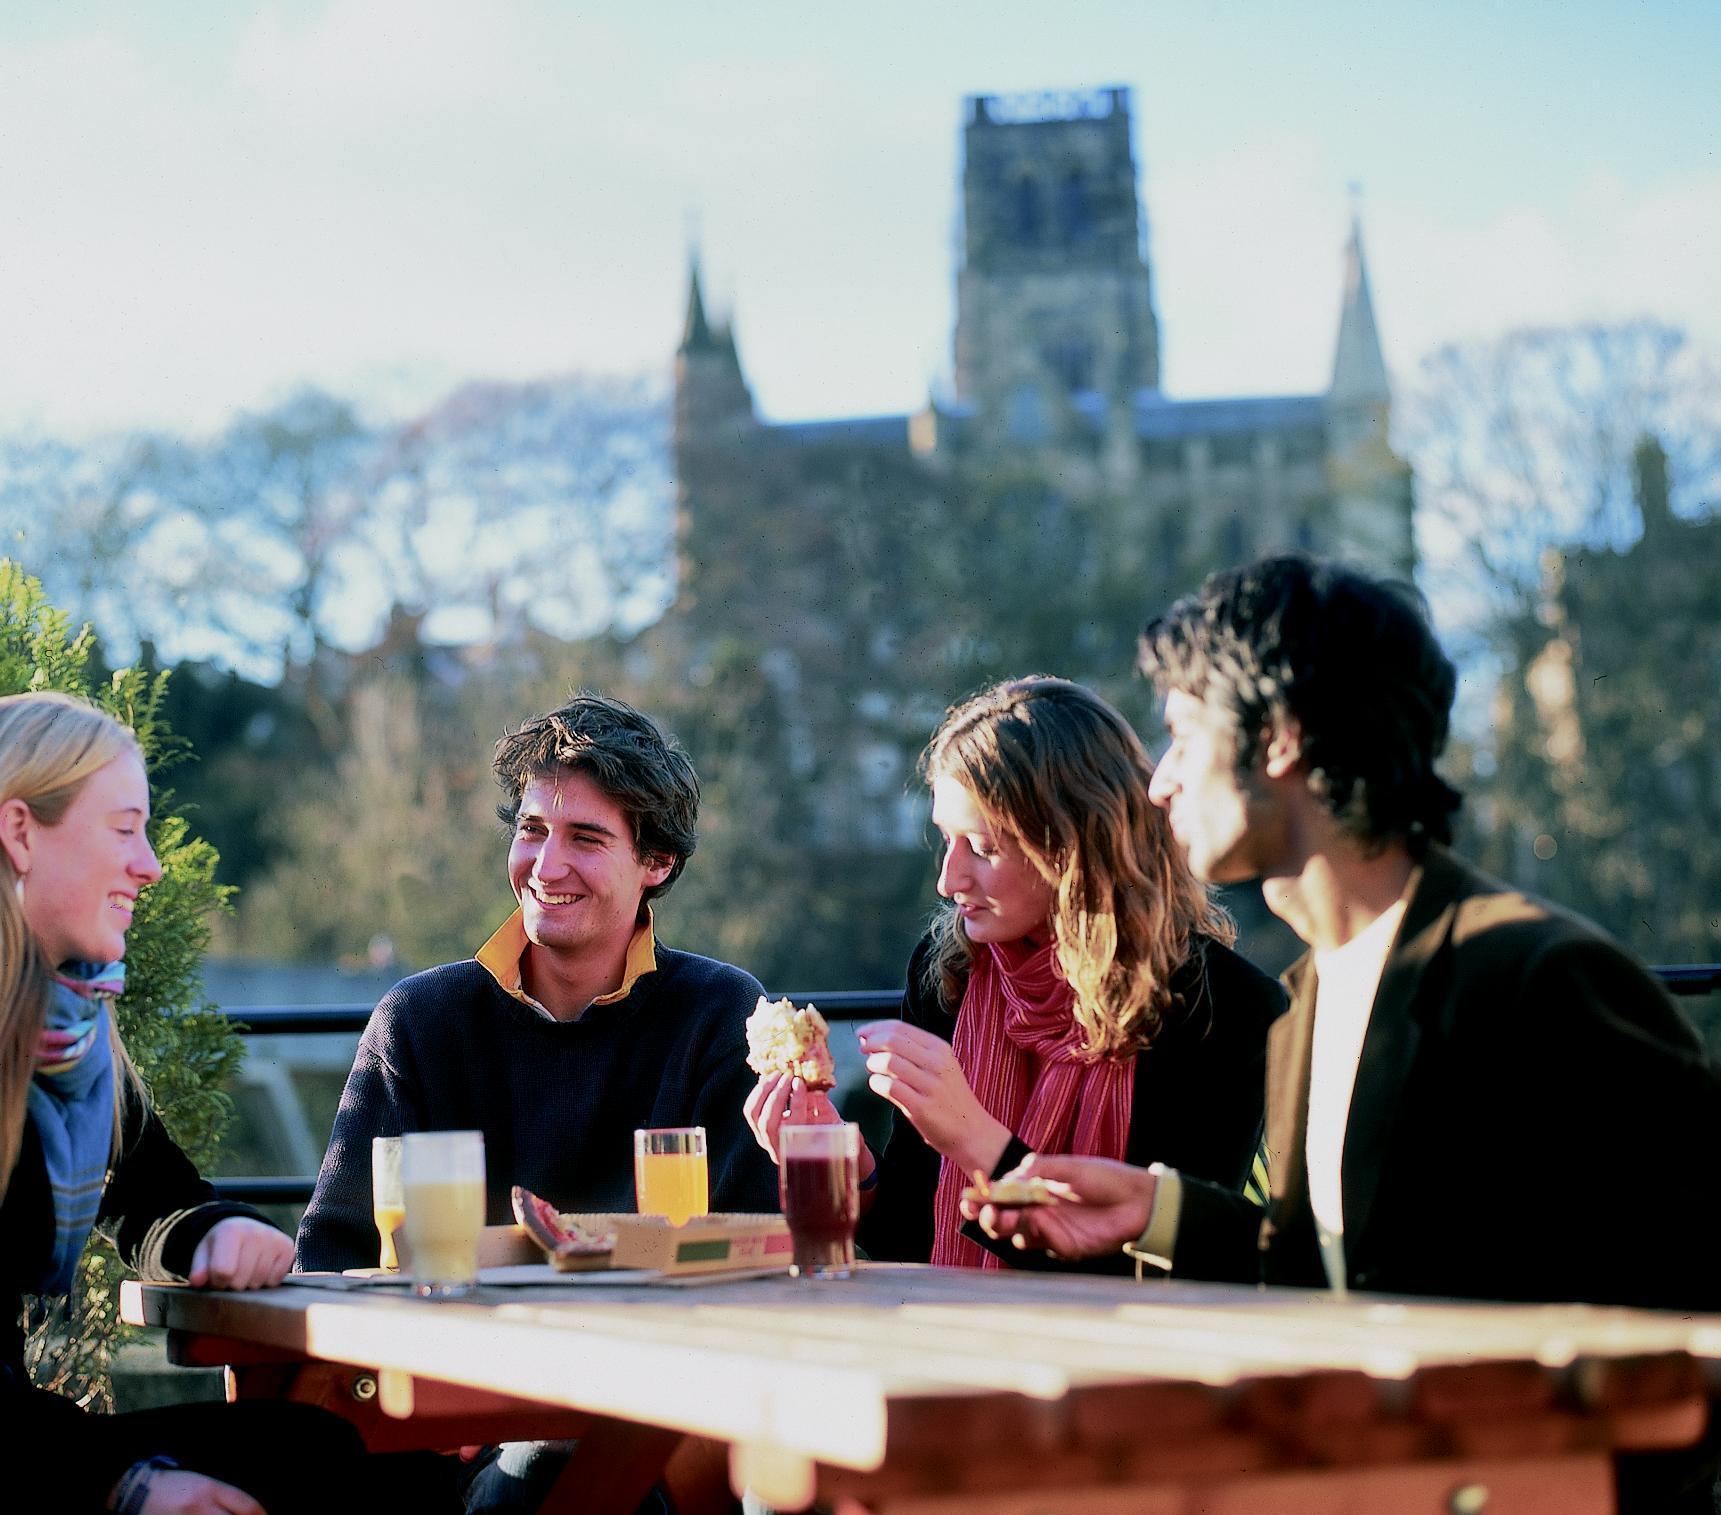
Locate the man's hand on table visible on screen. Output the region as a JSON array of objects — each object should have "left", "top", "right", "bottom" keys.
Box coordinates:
[
  {"left": 963, "top": 1154, "right": 1158, "bottom": 1259},
  {"left": 188, "top": 1217, "right": 293, "bottom": 1290}
]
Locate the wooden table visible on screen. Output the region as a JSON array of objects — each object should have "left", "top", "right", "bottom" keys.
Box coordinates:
[{"left": 122, "top": 1265, "right": 1721, "bottom": 1514}]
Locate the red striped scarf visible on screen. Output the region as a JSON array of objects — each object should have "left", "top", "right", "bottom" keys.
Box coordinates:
[{"left": 930, "top": 937, "right": 1135, "bottom": 1268}]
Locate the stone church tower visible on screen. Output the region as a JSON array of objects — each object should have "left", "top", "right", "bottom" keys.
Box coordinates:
[{"left": 952, "top": 87, "right": 1160, "bottom": 460}]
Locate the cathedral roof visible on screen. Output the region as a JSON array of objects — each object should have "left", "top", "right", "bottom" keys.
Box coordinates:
[
  {"left": 768, "top": 415, "right": 914, "bottom": 449},
  {"left": 1134, "top": 392, "right": 1325, "bottom": 438}
]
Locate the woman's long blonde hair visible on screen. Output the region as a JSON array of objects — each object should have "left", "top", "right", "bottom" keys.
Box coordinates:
[
  {"left": 0, "top": 692, "right": 144, "bottom": 1197},
  {"left": 921, "top": 676, "right": 1233, "bottom": 1061}
]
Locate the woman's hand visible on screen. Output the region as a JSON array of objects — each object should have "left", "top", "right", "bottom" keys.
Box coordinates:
[
  {"left": 121, "top": 1468, "right": 263, "bottom": 1514},
  {"left": 742, "top": 1073, "right": 844, "bottom": 1163},
  {"left": 742, "top": 1072, "right": 793, "bottom": 1164},
  {"left": 964, "top": 1153, "right": 1157, "bottom": 1260},
  {"left": 187, "top": 1217, "right": 293, "bottom": 1290},
  {"left": 856, "top": 1019, "right": 1010, "bottom": 1177}
]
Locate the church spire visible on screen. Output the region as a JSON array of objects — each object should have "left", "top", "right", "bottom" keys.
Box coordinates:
[
  {"left": 1329, "top": 211, "right": 1391, "bottom": 408},
  {"left": 680, "top": 254, "right": 718, "bottom": 354}
]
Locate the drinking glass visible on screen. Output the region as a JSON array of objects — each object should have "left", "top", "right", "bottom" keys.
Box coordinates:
[
  {"left": 400, "top": 1130, "right": 486, "bottom": 1297},
  {"left": 779, "top": 1122, "right": 861, "bottom": 1280},
  {"left": 371, "top": 1136, "right": 405, "bottom": 1271},
  {"left": 633, "top": 1127, "right": 709, "bottom": 1227}
]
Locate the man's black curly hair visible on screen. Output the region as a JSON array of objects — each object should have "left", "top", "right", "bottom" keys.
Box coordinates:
[{"left": 1139, "top": 555, "right": 1462, "bottom": 850}]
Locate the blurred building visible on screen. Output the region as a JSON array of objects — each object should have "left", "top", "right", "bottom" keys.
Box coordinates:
[
  {"left": 661, "top": 85, "right": 1413, "bottom": 981},
  {"left": 1492, "top": 436, "right": 1721, "bottom": 963},
  {"left": 675, "top": 86, "right": 1413, "bottom": 639}
]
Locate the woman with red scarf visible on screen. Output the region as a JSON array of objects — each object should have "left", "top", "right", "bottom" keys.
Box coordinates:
[{"left": 746, "top": 677, "right": 1284, "bottom": 1270}]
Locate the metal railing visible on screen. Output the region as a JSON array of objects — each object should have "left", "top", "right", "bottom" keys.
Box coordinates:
[
  {"left": 210, "top": 970, "right": 1721, "bottom": 1206},
  {"left": 212, "top": 991, "right": 900, "bottom": 1204}
]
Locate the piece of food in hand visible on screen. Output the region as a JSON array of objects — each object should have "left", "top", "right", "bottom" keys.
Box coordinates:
[
  {"left": 511, "top": 1186, "right": 615, "bottom": 1260},
  {"left": 745, "top": 996, "right": 836, "bottom": 1090},
  {"left": 961, "top": 1173, "right": 1062, "bottom": 1208}
]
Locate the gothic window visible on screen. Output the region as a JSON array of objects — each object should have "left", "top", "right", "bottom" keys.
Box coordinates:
[
  {"left": 1140, "top": 438, "right": 1184, "bottom": 472},
  {"left": 1211, "top": 434, "right": 1255, "bottom": 469},
  {"left": 1042, "top": 335, "right": 1095, "bottom": 393},
  {"left": 1012, "top": 173, "right": 1044, "bottom": 244},
  {"left": 1060, "top": 170, "right": 1093, "bottom": 242}
]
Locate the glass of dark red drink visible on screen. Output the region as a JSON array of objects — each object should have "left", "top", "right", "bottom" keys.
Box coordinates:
[{"left": 779, "top": 1122, "right": 861, "bottom": 1279}]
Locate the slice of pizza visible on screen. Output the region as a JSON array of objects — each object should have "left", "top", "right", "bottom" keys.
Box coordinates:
[
  {"left": 960, "top": 1173, "right": 1063, "bottom": 1208},
  {"left": 511, "top": 1185, "right": 616, "bottom": 1262},
  {"left": 745, "top": 996, "right": 836, "bottom": 1090}
]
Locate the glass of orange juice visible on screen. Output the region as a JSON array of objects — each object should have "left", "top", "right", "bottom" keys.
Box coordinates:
[
  {"left": 371, "top": 1136, "right": 405, "bottom": 1271},
  {"left": 633, "top": 1127, "right": 708, "bottom": 1226}
]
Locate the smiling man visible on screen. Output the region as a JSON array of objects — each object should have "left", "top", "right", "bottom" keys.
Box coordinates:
[{"left": 296, "top": 693, "right": 777, "bottom": 1276}]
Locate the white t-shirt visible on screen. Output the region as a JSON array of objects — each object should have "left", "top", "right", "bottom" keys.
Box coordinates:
[{"left": 1305, "top": 897, "right": 1408, "bottom": 1291}]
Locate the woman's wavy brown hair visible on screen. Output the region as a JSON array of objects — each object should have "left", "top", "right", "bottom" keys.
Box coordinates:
[{"left": 920, "top": 676, "right": 1233, "bottom": 1061}]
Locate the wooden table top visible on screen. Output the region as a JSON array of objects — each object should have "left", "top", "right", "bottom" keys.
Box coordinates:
[{"left": 122, "top": 1265, "right": 1721, "bottom": 1479}]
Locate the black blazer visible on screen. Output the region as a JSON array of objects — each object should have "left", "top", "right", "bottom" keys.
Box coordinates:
[
  {"left": 1176, "top": 845, "right": 1721, "bottom": 1311},
  {"left": 860, "top": 931, "right": 1286, "bottom": 1270}
]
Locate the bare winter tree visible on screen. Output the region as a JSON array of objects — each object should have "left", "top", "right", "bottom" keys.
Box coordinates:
[
  {"left": 1404, "top": 320, "right": 1721, "bottom": 994},
  {"left": 1406, "top": 319, "right": 1721, "bottom": 640}
]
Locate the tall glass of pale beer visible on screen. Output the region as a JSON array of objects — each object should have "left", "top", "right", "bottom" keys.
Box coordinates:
[
  {"left": 401, "top": 1130, "right": 485, "bottom": 1296},
  {"left": 371, "top": 1135, "right": 405, "bottom": 1270}
]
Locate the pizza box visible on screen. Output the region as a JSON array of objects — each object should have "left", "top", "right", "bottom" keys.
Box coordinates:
[
  {"left": 405, "top": 1214, "right": 793, "bottom": 1278},
  {"left": 530, "top": 1212, "right": 791, "bottom": 1275}
]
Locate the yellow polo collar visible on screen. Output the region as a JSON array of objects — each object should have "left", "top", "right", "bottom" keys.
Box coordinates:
[{"left": 475, "top": 906, "right": 658, "bottom": 1017}]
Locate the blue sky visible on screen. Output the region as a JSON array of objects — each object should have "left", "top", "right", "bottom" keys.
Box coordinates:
[{"left": 3, "top": 0, "right": 1716, "bottom": 436}]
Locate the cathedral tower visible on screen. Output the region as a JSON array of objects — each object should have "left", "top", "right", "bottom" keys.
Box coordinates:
[{"left": 953, "top": 87, "right": 1160, "bottom": 451}]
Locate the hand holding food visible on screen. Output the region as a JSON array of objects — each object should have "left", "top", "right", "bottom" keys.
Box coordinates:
[
  {"left": 959, "top": 1171, "right": 1066, "bottom": 1209},
  {"left": 965, "top": 1154, "right": 1158, "bottom": 1260},
  {"left": 746, "top": 996, "right": 836, "bottom": 1090}
]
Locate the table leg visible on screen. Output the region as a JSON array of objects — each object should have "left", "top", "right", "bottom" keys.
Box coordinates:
[{"left": 538, "top": 1417, "right": 686, "bottom": 1515}]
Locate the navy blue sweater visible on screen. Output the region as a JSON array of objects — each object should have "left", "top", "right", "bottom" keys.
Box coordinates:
[{"left": 296, "top": 946, "right": 779, "bottom": 1272}]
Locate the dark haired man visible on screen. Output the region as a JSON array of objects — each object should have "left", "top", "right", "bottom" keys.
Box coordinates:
[
  {"left": 982, "top": 557, "right": 1720, "bottom": 1317},
  {"left": 297, "top": 693, "right": 776, "bottom": 1275}
]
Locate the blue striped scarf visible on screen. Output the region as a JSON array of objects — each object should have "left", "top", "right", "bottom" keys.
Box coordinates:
[{"left": 26, "top": 961, "right": 122, "bottom": 1295}]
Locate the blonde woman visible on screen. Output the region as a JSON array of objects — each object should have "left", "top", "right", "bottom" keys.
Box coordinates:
[
  {"left": 0, "top": 693, "right": 455, "bottom": 1514},
  {"left": 747, "top": 676, "right": 1284, "bottom": 1269}
]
